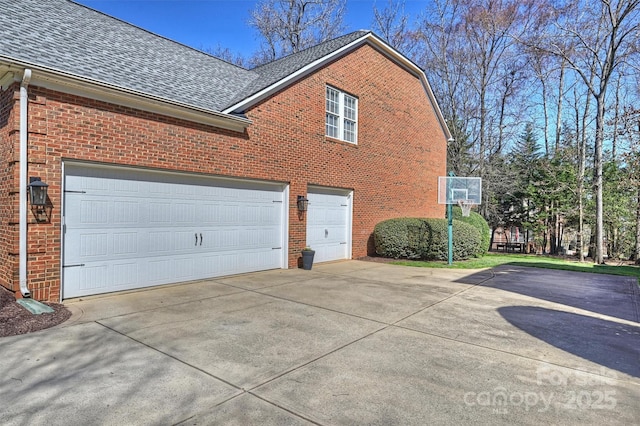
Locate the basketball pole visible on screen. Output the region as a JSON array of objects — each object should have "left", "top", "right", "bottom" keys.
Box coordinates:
[
  {"left": 447, "top": 171, "right": 455, "bottom": 265},
  {"left": 447, "top": 202, "right": 453, "bottom": 265}
]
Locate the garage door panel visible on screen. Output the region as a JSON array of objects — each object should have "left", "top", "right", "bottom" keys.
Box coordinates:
[
  {"left": 66, "top": 260, "right": 140, "bottom": 297},
  {"left": 146, "top": 258, "right": 174, "bottom": 284},
  {"left": 174, "top": 230, "right": 201, "bottom": 252},
  {"left": 307, "top": 225, "right": 346, "bottom": 245},
  {"left": 63, "top": 165, "right": 285, "bottom": 298},
  {"left": 79, "top": 265, "right": 109, "bottom": 291},
  {"left": 197, "top": 203, "right": 220, "bottom": 223},
  {"left": 148, "top": 231, "right": 173, "bottom": 253},
  {"left": 68, "top": 224, "right": 290, "bottom": 263},
  {"left": 65, "top": 195, "right": 134, "bottom": 226},
  {"left": 172, "top": 202, "right": 197, "bottom": 223},
  {"left": 80, "top": 232, "right": 109, "bottom": 258},
  {"left": 307, "top": 190, "right": 351, "bottom": 263},
  {"left": 111, "top": 262, "right": 139, "bottom": 286},
  {"left": 113, "top": 200, "right": 139, "bottom": 223},
  {"left": 112, "top": 232, "right": 138, "bottom": 256},
  {"left": 67, "top": 246, "right": 286, "bottom": 298},
  {"left": 62, "top": 198, "right": 107, "bottom": 225},
  {"left": 65, "top": 227, "right": 198, "bottom": 262},
  {"left": 321, "top": 243, "right": 348, "bottom": 263},
  {"left": 173, "top": 257, "right": 197, "bottom": 279}
]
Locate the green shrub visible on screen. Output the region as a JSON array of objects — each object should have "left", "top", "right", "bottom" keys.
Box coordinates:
[
  {"left": 452, "top": 206, "right": 491, "bottom": 255},
  {"left": 374, "top": 217, "right": 482, "bottom": 261},
  {"left": 373, "top": 218, "right": 427, "bottom": 259}
]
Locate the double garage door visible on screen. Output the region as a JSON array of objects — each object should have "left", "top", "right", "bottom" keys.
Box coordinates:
[{"left": 63, "top": 164, "right": 286, "bottom": 298}]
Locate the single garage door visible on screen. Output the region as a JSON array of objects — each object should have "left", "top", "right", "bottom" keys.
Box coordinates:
[
  {"left": 62, "top": 164, "right": 286, "bottom": 298},
  {"left": 306, "top": 187, "right": 352, "bottom": 263}
]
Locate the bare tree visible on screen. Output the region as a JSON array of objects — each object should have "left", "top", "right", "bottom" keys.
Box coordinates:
[
  {"left": 554, "top": 57, "right": 567, "bottom": 153},
  {"left": 617, "top": 107, "right": 640, "bottom": 263},
  {"left": 414, "top": 0, "right": 478, "bottom": 176},
  {"left": 528, "top": 50, "right": 553, "bottom": 156},
  {"left": 201, "top": 44, "right": 246, "bottom": 67},
  {"left": 249, "top": 0, "right": 346, "bottom": 66},
  {"left": 416, "top": 0, "right": 533, "bottom": 219},
  {"left": 527, "top": 51, "right": 568, "bottom": 157},
  {"left": 462, "top": 0, "right": 520, "bottom": 179},
  {"left": 572, "top": 81, "right": 594, "bottom": 262},
  {"left": 371, "top": 0, "right": 417, "bottom": 57},
  {"left": 535, "top": 0, "right": 640, "bottom": 263}
]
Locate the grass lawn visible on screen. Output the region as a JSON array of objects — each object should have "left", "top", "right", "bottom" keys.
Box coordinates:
[{"left": 392, "top": 253, "right": 640, "bottom": 283}]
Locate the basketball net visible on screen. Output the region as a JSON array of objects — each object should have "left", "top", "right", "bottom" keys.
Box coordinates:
[{"left": 457, "top": 199, "right": 474, "bottom": 217}]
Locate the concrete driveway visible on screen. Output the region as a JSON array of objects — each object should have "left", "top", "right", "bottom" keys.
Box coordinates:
[{"left": 1, "top": 261, "right": 639, "bottom": 425}]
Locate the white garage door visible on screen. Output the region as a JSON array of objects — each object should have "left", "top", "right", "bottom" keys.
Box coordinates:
[
  {"left": 62, "top": 164, "right": 286, "bottom": 298},
  {"left": 306, "top": 188, "right": 352, "bottom": 263}
]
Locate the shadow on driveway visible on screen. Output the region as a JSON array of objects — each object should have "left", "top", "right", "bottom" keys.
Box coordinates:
[
  {"left": 0, "top": 323, "right": 237, "bottom": 425},
  {"left": 457, "top": 264, "right": 640, "bottom": 322},
  {"left": 498, "top": 306, "right": 640, "bottom": 378}
]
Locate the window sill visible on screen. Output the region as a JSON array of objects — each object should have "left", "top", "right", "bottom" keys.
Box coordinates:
[{"left": 325, "top": 136, "right": 358, "bottom": 147}]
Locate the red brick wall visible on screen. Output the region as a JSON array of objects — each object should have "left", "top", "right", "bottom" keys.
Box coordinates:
[
  {"left": 0, "top": 44, "right": 447, "bottom": 301},
  {"left": 247, "top": 44, "right": 447, "bottom": 257},
  {"left": 0, "top": 84, "right": 19, "bottom": 296}
]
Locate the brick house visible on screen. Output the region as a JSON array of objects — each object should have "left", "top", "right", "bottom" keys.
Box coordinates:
[{"left": 0, "top": 0, "right": 449, "bottom": 302}]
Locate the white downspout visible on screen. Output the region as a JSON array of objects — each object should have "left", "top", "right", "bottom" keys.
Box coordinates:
[{"left": 19, "top": 69, "right": 32, "bottom": 298}]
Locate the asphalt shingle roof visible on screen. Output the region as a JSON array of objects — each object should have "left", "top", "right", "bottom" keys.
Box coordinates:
[
  {"left": 1, "top": 0, "right": 261, "bottom": 111},
  {"left": 0, "top": 0, "right": 370, "bottom": 114}
]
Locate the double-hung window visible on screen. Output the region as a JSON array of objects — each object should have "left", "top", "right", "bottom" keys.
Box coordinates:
[{"left": 326, "top": 86, "right": 358, "bottom": 144}]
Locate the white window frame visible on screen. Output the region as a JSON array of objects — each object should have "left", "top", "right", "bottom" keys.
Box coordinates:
[{"left": 326, "top": 86, "right": 358, "bottom": 144}]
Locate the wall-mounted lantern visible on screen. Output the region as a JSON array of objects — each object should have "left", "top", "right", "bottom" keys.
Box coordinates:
[
  {"left": 297, "top": 195, "right": 309, "bottom": 212},
  {"left": 28, "top": 177, "right": 49, "bottom": 206}
]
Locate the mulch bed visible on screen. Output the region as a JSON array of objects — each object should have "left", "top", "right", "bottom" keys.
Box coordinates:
[{"left": 0, "top": 287, "right": 71, "bottom": 338}]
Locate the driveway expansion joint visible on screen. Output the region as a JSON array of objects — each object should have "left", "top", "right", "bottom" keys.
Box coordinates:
[
  {"left": 94, "top": 320, "right": 245, "bottom": 392},
  {"left": 390, "top": 268, "right": 497, "bottom": 325}
]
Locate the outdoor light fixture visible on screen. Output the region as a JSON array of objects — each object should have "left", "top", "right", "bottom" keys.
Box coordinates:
[
  {"left": 28, "top": 177, "right": 49, "bottom": 206},
  {"left": 297, "top": 195, "right": 309, "bottom": 212}
]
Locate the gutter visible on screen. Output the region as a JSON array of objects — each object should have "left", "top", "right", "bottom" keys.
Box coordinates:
[
  {"left": 0, "top": 56, "right": 251, "bottom": 133},
  {"left": 19, "top": 69, "right": 31, "bottom": 298}
]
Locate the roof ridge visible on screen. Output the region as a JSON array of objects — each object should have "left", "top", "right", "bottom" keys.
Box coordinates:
[{"left": 251, "top": 30, "right": 371, "bottom": 72}]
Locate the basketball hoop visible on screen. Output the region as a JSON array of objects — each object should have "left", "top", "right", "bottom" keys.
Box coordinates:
[
  {"left": 438, "top": 175, "right": 482, "bottom": 265},
  {"left": 457, "top": 199, "right": 475, "bottom": 217}
]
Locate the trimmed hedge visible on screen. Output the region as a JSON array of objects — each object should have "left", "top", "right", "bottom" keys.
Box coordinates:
[
  {"left": 374, "top": 217, "right": 482, "bottom": 261},
  {"left": 451, "top": 206, "right": 491, "bottom": 255}
]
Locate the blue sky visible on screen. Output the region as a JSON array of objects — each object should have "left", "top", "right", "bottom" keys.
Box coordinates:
[{"left": 75, "top": 1, "right": 429, "bottom": 58}]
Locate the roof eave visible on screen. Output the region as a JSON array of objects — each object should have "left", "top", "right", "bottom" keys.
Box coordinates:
[{"left": 0, "top": 58, "right": 251, "bottom": 133}]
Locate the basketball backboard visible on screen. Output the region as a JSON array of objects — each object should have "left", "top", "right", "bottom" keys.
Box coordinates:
[{"left": 438, "top": 176, "right": 482, "bottom": 205}]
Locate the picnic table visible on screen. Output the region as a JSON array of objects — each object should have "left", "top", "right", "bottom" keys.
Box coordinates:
[{"left": 495, "top": 242, "right": 525, "bottom": 253}]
